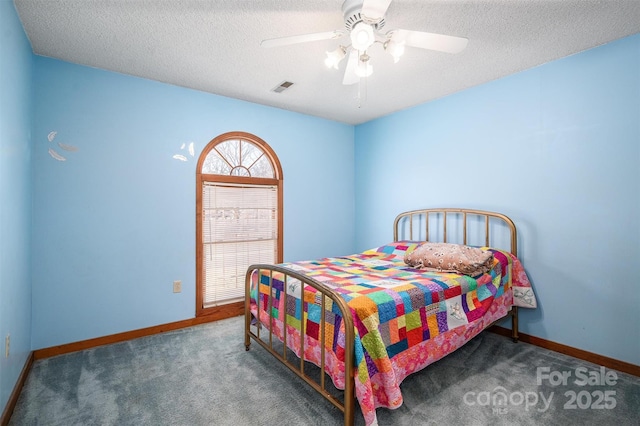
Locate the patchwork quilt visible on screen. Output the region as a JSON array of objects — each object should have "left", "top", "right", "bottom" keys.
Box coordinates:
[{"left": 249, "top": 241, "right": 536, "bottom": 426}]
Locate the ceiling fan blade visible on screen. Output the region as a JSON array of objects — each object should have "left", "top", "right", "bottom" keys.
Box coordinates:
[
  {"left": 391, "top": 29, "right": 468, "bottom": 54},
  {"left": 361, "top": 0, "right": 393, "bottom": 22},
  {"left": 342, "top": 50, "right": 359, "bottom": 85},
  {"left": 260, "top": 30, "right": 344, "bottom": 48}
]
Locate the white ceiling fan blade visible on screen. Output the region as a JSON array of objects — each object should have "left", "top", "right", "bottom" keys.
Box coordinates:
[
  {"left": 361, "top": 0, "right": 393, "bottom": 22},
  {"left": 260, "top": 30, "right": 344, "bottom": 48},
  {"left": 391, "top": 29, "right": 468, "bottom": 54},
  {"left": 342, "top": 50, "right": 359, "bottom": 85}
]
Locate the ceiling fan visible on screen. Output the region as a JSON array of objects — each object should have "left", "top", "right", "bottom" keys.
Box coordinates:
[{"left": 260, "top": 0, "right": 468, "bottom": 85}]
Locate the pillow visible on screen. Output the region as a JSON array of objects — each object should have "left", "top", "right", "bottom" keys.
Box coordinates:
[{"left": 404, "top": 242, "right": 494, "bottom": 276}]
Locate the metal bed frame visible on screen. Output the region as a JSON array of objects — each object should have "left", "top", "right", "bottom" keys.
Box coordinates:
[{"left": 244, "top": 208, "right": 520, "bottom": 426}]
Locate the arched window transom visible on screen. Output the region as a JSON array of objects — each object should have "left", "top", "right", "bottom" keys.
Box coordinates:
[{"left": 202, "top": 139, "right": 275, "bottom": 178}]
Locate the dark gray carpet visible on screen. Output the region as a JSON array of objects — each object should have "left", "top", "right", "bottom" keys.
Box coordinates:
[{"left": 9, "top": 316, "right": 639, "bottom": 425}]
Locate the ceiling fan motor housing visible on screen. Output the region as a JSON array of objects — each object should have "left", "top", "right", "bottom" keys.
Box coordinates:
[{"left": 342, "top": 0, "right": 386, "bottom": 31}]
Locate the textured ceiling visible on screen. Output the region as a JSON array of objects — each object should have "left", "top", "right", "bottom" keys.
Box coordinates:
[{"left": 13, "top": 0, "right": 640, "bottom": 125}]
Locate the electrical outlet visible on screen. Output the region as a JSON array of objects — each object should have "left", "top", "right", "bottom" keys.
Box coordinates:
[
  {"left": 173, "top": 280, "right": 182, "bottom": 293},
  {"left": 5, "top": 334, "right": 9, "bottom": 358}
]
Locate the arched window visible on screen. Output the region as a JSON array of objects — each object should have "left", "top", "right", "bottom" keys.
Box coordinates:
[{"left": 196, "top": 132, "right": 283, "bottom": 317}]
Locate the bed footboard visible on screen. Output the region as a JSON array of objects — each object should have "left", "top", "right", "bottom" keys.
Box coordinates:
[{"left": 244, "top": 264, "right": 356, "bottom": 426}]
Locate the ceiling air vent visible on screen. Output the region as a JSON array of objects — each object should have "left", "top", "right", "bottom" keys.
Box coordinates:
[{"left": 272, "top": 81, "right": 294, "bottom": 93}]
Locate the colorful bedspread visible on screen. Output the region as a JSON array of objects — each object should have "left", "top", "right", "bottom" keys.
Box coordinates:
[{"left": 249, "top": 241, "right": 536, "bottom": 426}]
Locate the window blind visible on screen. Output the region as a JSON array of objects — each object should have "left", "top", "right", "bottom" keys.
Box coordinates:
[{"left": 202, "top": 182, "right": 278, "bottom": 307}]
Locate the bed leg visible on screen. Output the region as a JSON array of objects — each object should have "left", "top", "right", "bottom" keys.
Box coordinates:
[
  {"left": 244, "top": 310, "right": 252, "bottom": 351},
  {"left": 511, "top": 306, "right": 519, "bottom": 343}
]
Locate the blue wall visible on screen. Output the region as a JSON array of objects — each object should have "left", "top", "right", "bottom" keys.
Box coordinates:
[
  {"left": 0, "top": 0, "right": 33, "bottom": 412},
  {"left": 355, "top": 34, "right": 640, "bottom": 365},
  {"left": 30, "top": 58, "right": 355, "bottom": 349}
]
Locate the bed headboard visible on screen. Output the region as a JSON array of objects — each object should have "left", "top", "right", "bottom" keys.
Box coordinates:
[{"left": 393, "top": 208, "right": 518, "bottom": 256}]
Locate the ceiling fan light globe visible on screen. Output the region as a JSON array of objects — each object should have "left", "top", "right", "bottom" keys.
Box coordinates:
[
  {"left": 324, "top": 56, "right": 337, "bottom": 69},
  {"left": 355, "top": 60, "right": 373, "bottom": 78},
  {"left": 351, "top": 22, "right": 375, "bottom": 51},
  {"left": 385, "top": 40, "right": 405, "bottom": 63},
  {"left": 325, "top": 46, "right": 346, "bottom": 69}
]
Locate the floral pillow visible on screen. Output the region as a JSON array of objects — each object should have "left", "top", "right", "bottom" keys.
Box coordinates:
[{"left": 404, "top": 242, "right": 494, "bottom": 276}]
